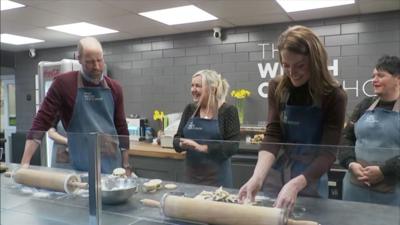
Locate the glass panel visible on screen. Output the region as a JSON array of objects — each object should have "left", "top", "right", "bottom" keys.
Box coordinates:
[{"left": 2, "top": 131, "right": 398, "bottom": 225}]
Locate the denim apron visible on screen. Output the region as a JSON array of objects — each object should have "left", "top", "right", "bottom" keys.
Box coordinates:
[
  {"left": 51, "top": 121, "right": 71, "bottom": 169},
  {"left": 183, "top": 117, "right": 233, "bottom": 187},
  {"left": 343, "top": 98, "right": 400, "bottom": 206},
  {"left": 264, "top": 94, "right": 328, "bottom": 198},
  {"left": 66, "top": 74, "right": 121, "bottom": 174}
]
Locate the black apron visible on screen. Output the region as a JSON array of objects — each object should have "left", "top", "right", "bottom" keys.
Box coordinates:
[{"left": 183, "top": 117, "right": 233, "bottom": 187}]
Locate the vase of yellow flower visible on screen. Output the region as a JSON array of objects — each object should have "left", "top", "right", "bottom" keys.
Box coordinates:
[
  {"left": 231, "top": 89, "right": 251, "bottom": 124},
  {"left": 153, "top": 110, "right": 165, "bottom": 144}
]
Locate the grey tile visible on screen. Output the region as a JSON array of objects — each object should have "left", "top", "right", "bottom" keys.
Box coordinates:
[
  {"left": 342, "top": 43, "right": 399, "bottom": 56},
  {"left": 113, "top": 62, "right": 132, "bottom": 70},
  {"left": 163, "top": 48, "right": 185, "bottom": 57},
  {"left": 359, "top": 31, "right": 400, "bottom": 44},
  {"left": 222, "top": 52, "right": 249, "bottom": 63},
  {"left": 163, "top": 66, "right": 186, "bottom": 75},
  {"left": 186, "top": 46, "right": 210, "bottom": 56},
  {"left": 341, "top": 22, "right": 377, "bottom": 34},
  {"left": 174, "top": 56, "right": 197, "bottom": 65},
  {"left": 210, "top": 63, "right": 236, "bottom": 73},
  {"left": 325, "top": 34, "right": 358, "bottom": 46},
  {"left": 311, "top": 25, "right": 341, "bottom": 36},
  {"left": 131, "top": 43, "right": 152, "bottom": 52},
  {"left": 197, "top": 54, "right": 222, "bottom": 64},
  {"left": 223, "top": 33, "right": 249, "bottom": 44},
  {"left": 186, "top": 64, "right": 210, "bottom": 75},
  {"left": 142, "top": 67, "right": 163, "bottom": 76},
  {"left": 209, "top": 44, "right": 235, "bottom": 54},
  {"left": 151, "top": 41, "right": 173, "bottom": 50},
  {"left": 325, "top": 46, "right": 341, "bottom": 57},
  {"left": 249, "top": 30, "right": 283, "bottom": 42},
  {"left": 249, "top": 51, "right": 274, "bottom": 61},
  {"left": 142, "top": 50, "right": 162, "bottom": 59},
  {"left": 235, "top": 62, "right": 260, "bottom": 72},
  {"left": 151, "top": 58, "right": 174, "bottom": 67},
  {"left": 121, "top": 53, "right": 142, "bottom": 61},
  {"left": 132, "top": 60, "right": 152, "bottom": 68},
  {"left": 236, "top": 42, "right": 261, "bottom": 52}
]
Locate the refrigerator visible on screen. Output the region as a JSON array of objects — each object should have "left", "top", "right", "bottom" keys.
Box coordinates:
[{"left": 36, "top": 59, "right": 81, "bottom": 167}]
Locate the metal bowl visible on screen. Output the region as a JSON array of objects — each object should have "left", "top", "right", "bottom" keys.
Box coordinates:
[
  {"left": 101, "top": 176, "right": 137, "bottom": 205},
  {"left": 80, "top": 174, "right": 137, "bottom": 205}
]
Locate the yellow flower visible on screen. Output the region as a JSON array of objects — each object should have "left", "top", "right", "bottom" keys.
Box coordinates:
[
  {"left": 153, "top": 110, "right": 164, "bottom": 121},
  {"left": 231, "top": 89, "right": 251, "bottom": 99}
]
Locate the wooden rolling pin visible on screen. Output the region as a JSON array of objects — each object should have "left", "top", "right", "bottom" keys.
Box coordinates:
[
  {"left": 5, "top": 168, "right": 88, "bottom": 194},
  {"left": 141, "top": 195, "right": 319, "bottom": 225}
]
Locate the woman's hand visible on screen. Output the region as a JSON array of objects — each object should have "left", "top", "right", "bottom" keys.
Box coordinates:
[
  {"left": 238, "top": 176, "right": 263, "bottom": 203},
  {"left": 349, "top": 162, "right": 365, "bottom": 178},
  {"left": 179, "top": 138, "right": 208, "bottom": 153},
  {"left": 359, "top": 166, "right": 384, "bottom": 185},
  {"left": 274, "top": 175, "right": 307, "bottom": 211}
]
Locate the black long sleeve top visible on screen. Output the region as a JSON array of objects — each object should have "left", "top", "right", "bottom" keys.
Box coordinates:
[{"left": 173, "top": 103, "right": 240, "bottom": 161}]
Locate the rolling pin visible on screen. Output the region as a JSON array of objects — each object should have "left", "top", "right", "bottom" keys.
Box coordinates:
[
  {"left": 141, "top": 195, "right": 319, "bottom": 225},
  {"left": 4, "top": 168, "right": 88, "bottom": 194}
]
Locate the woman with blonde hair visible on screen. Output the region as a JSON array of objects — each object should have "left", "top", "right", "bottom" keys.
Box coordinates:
[
  {"left": 239, "top": 25, "right": 347, "bottom": 210},
  {"left": 173, "top": 69, "right": 240, "bottom": 187}
]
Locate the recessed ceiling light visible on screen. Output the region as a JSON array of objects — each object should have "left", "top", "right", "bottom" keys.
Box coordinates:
[
  {"left": 1, "top": 0, "right": 25, "bottom": 11},
  {"left": 139, "top": 5, "right": 218, "bottom": 25},
  {"left": 0, "top": 33, "right": 44, "bottom": 45},
  {"left": 276, "top": 0, "right": 355, "bottom": 13},
  {"left": 47, "top": 22, "right": 118, "bottom": 36}
]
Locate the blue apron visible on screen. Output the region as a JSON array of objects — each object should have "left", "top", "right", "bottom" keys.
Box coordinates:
[
  {"left": 183, "top": 117, "right": 233, "bottom": 187},
  {"left": 66, "top": 74, "right": 121, "bottom": 174},
  {"left": 343, "top": 98, "right": 400, "bottom": 206},
  {"left": 264, "top": 96, "right": 328, "bottom": 198},
  {"left": 51, "top": 121, "right": 71, "bottom": 169}
]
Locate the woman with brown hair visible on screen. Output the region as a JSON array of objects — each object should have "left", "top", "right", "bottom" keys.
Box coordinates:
[{"left": 239, "top": 25, "right": 347, "bottom": 210}]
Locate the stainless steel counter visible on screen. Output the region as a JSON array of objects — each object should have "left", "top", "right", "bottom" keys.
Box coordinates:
[{"left": 1, "top": 164, "right": 398, "bottom": 225}]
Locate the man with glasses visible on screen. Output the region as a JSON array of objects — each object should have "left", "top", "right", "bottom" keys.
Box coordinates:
[{"left": 21, "top": 37, "right": 131, "bottom": 175}]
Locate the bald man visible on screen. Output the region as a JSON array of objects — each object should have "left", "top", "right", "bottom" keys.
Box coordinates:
[{"left": 21, "top": 37, "right": 131, "bottom": 175}]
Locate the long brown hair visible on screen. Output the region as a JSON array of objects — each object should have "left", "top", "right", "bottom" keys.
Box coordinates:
[{"left": 275, "top": 25, "right": 339, "bottom": 106}]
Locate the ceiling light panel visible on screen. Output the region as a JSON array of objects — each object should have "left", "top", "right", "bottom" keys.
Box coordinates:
[
  {"left": 0, "top": 0, "right": 25, "bottom": 11},
  {"left": 276, "top": 0, "right": 355, "bottom": 12},
  {"left": 47, "top": 22, "right": 118, "bottom": 36},
  {"left": 0, "top": 33, "right": 44, "bottom": 45},
  {"left": 139, "top": 5, "right": 218, "bottom": 25}
]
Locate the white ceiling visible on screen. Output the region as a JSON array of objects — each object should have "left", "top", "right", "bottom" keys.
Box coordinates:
[{"left": 1, "top": 0, "right": 399, "bottom": 52}]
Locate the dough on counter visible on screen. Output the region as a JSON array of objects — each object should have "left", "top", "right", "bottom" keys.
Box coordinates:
[
  {"left": 164, "top": 183, "right": 177, "bottom": 190},
  {"left": 112, "top": 168, "right": 126, "bottom": 178},
  {"left": 143, "top": 179, "right": 163, "bottom": 192},
  {"left": 194, "top": 187, "right": 237, "bottom": 203}
]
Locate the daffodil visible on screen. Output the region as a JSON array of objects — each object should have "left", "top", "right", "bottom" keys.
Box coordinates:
[
  {"left": 231, "top": 89, "right": 251, "bottom": 99},
  {"left": 153, "top": 110, "right": 164, "bottom": 121}
]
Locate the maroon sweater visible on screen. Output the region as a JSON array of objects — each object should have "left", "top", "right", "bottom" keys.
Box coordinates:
[{"left": 28, "top": 71, "right": 129, "bottom": 148}]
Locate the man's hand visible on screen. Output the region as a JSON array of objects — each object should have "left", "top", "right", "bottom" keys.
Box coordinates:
[
  {"left": 274, "top": 175, "right": 306, "bottom": 211},
  {"left": 179, "top": 138, "right": 207, "bottom": 153},
  {"left": 238, "top": 176, "right": 263, "bottom": 203}
]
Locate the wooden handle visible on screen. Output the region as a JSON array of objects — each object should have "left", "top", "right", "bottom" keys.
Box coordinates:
[
  {"left": 69, "top": 181, "right": 88, "bottom": 189},
  {"left": 287, "top": 219, "right": 319, "bottom": 225},
  {"left": 140, "top": 199, "right": 161, "bottom": 208}
]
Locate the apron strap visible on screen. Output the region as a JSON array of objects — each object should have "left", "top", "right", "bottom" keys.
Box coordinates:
[
  {"left": 393, "top": 97, "right": 400, "bottom": 112},
  {"left": 367, "top": 98, "right": 381, "bottom": 111}
]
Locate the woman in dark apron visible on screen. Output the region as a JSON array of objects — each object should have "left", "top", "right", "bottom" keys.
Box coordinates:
[
  {"left": 239, "top": 25, "right": 347, "bottom": 210},
  {"left": 340, "top": 55, "right": 400, "bottom": 206},
  {"left": 173, "top": 70, "right": 240, "bottom": 188}
]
